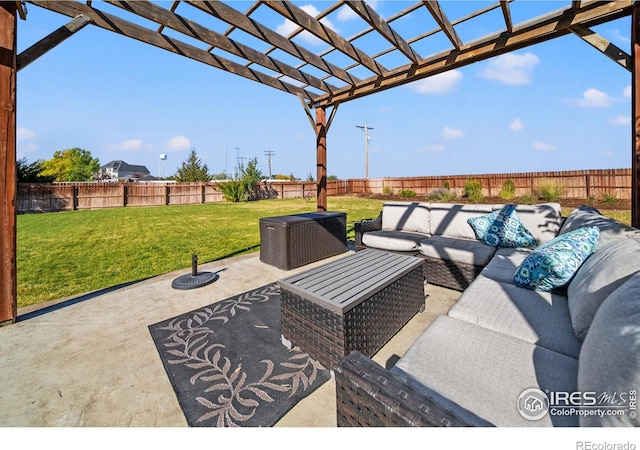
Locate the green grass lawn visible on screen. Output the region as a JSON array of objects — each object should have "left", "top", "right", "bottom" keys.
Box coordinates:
[
  {"left": 17, "top": 196, "right": 630, "bottom": 308},
  {"left": 17, "top": 196, "right": 384, "bottom": 308}
]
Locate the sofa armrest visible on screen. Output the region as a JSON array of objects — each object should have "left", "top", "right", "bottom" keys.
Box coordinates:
[
  {"left": 354, "top": 212, "right": 382, "bottom": 250},
  {"left": 335, "top": 351, "right": 476, "bottom": 427}
]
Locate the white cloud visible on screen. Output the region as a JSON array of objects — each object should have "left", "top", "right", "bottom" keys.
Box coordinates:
[
  {"left": 624, "top": 85, "right": 632, "bottom": 98},
  {"left": 510, "top": 118, "right": 524, "bottom": 132},
  {"left": 410, "top": 70, "right": 463, "bottom": 95},
  {"left": 609, "top": 115, "right": 631, "bottom": 126},
  {"left": 480, "top": 52, "right": 540, "bottom": 85},
  {"left": 418, "top": 144, "right": 445, "bottom": 153},
  {"left": 602, "top": 150, "right": 615, "bottom": 157},
  {"left": 578, "top": 88, "right": 613, "bottom": 108},
  {"left": 276, "top": 5, "right": 336, "bottom": 46},
  {"left": 533, "top": 141, "right": 555, "bottom": 151},
  {"left": 17, "top": 127, "right": 36, "bottom": 140},
  {"left": 166, "top": 135, "right": 192, "bottom": 152},
  {"left": 442, "top": 126, "right": 464, "bottom": 139},
  {"left": 612, "top": 29, "right": 631, "bottom": 46},
  {"left": 117, "top": 139, "right": 143, "bottom": 151}
]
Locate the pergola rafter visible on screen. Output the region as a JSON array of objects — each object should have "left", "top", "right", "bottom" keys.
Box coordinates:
[{"left": 1, "top": 0, "right": 639, "bottom": 326}]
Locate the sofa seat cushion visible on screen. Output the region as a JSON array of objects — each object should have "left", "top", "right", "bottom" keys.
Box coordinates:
[
  {"left": 392, "top": 316, "right": 579, "bottom": 427},
  {"left": 381, "top": 201, "right": 431, "bottom": 235},
  {"left": 361, "top": 229, "right": 428, "bottom": 252},
  {"left": 560, "top": 206, "right": 640, "bottom": 246},
  {"left": 447, "top": 275, "right": 582, "bottom": 358},
  {"left": 428, "top": 203, "right": 496, "bottom": 240},
  {"left": 513, "top": 226, "right": 600, "bottom": 292},
  {"left": 493, "top": 203, "right": 562, "bottom": 245},
  {"left": 479, "top": 247, "right": 531, "bottom": 284},
  {"left": 578, "top": 271, "right": 640, "bottom": 426},
  {"left": 567, "top": 236, "right": 640, "bottom": 341},
  {"left": 419, "top": 235, "right": 497, "bottom": 266}
]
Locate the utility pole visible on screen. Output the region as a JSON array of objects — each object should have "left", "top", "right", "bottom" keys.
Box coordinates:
[
  {"left": 265, "top": 149, "right": 275, "bottom": 179},
  {"left": 356, "top": 123, "right": 373, "bottom": 179}
]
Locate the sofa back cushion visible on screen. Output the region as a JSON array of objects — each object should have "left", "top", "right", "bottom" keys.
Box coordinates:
[
  {"left": 381, "top": 202, "right": 430, "bottom": 235},
  {"left": 429, "top": 203, "right": 495, "bottom": 240},
  {"left": 492, "top": 203, "right": 562, "bottom": 245},
  {"left": 560, "top": 206, "right": 640, "bottom": 246},
  {"left": 577, "top": 271, "right": 640, "bottom": 426},
  {"left": 567, "top": 237, "right": 640, "bottom": 340}
]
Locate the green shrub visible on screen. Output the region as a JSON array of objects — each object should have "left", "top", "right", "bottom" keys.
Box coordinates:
[
  {"left": 519, "top": 192, "right": 537, "bottom": 205},
  {"left": 443, "top": 181, "right": 450, "bottom": 190},
  {"left": 426, "top": 188, "right": 458, "bottom": 202},
  {"left": 468, "top": 191, "right": 485, "bottom": 203},
  {"left": 499, "top": 179, "right": 516, "bottom": 200},
  {"left": 216, "top": 179, "right": 249, "bottom": 202},
  {"left": 382, "top": 186, "right": 393, "bottom": 197},
  {"left": 601, "top": 192, "right": 617, "bottom": 204},
  {"left": 398, "top": 189, "right": 416, "bottom": 198},
  {"left": 536, "top": 179, "right": 563, "bottom": 202},
  {"left": 463, "top": 179, "right": 482, "bottom": 197}
]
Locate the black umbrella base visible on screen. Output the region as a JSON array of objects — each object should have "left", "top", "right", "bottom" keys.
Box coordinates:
[{"left": 171, "top": 272, "right": 219, "bottom": 290}]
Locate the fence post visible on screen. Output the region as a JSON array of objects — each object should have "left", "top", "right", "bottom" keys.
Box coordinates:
[
  {"left": 165, "top": 184, "right": 170, "bottom": 205},
  {"left": 201, "top": 183, "right": 205, "bottom": 204},
  {"left": 585, "top": 174, "right": 591, "bottom": 199},
  {"left": 121, "top": 183, "right": 126, "bottom": 207},
  {"left": 73, "top": 186, "right": 78, "bottom": 211}
]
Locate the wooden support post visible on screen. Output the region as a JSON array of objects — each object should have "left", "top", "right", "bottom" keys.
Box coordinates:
[
  {"left": 316, "top": 106, "right": 327, "bottom": 212},
  {"left": 633, "top": 5, "right": 640, "bottom": 228},
  {"left": 0, "top": 3, "right": 17, "bottom": 325}
]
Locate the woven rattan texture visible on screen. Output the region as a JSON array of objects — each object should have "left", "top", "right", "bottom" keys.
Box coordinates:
[
  {"left": 421, "top": 256, "right": 482, "bottom": 291},
  {"left": 335, "top": 351, "right": 474, "bottom": 427},
  {"left": 280, "top": 266, "right": 424, "bottom": 369},
  {"left": 260, "top": 214, "right": 347, "bottom": 270}
]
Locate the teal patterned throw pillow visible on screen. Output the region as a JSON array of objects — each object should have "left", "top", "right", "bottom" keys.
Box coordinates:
[
  {"left": 513, "top": 226, "right": 600, "bottom": 292},
  {"left": 467, "top": 204, "right": 538, "bottom": 248}
]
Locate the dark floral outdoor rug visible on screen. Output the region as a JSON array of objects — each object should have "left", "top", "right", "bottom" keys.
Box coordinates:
[{"left": 148, "top": 283, "right": 330, "bottom": 427}]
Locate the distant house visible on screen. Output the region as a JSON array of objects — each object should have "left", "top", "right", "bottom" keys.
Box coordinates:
[{"left": 98, "top": 160, "right": 152, "bottom": 181}]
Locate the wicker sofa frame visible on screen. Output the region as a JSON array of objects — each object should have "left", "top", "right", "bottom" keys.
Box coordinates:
[{"left": 354, "top": 212, "right": 481, "bottom": 291}]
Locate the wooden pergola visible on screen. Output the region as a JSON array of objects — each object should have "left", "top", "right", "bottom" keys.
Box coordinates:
[{"left": 1, "top": 0, "right": 639, "bottom": 325}]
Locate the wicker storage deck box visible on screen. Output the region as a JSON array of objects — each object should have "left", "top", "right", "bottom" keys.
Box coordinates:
[
  {"left": 278, "top": 250, "right": 425, "bottom": 369},
  {"left": 259, "top": 211, "right": 347, "bottom": 270}
]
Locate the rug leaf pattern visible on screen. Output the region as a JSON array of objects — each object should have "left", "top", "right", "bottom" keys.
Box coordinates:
[{"left": 149, "top": 284, "right": 330, "bottom": 427}]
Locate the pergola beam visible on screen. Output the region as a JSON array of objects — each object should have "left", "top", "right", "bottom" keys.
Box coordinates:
[
  {"left": 106, "top": 1, "right": 335, "bottom": 94},
  {"left": 263, "top": 0, "right": 387, "bottom": 76},
  {"left": 29, "top": 0, "right": 318, "bottom": 101},
  {"left": 422, "top": 0, "right": 463, "bottom": 50},
  {"left": 312, "top": 1, "right": 633, "bottom": 107},
  {"left": 500, "top": 0, "right": 514, "bottom": 33},
  {"left": 186, "top": 0, "right": 359, "bottom": 86},
  {"left": 570, "top": 23, "right": 631, "bottom": 71},
  {"left": 345, "top": 1, "right": 421, "bottom": 63},
  {"left": 17, "top": 14, "right": 93, "bottom": 71}
]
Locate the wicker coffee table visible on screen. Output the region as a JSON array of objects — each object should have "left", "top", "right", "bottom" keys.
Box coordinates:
[{"left": 278, "top": 249, "right": 425, "bottom": 369}]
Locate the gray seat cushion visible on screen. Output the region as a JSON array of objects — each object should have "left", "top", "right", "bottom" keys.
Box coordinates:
[
  {"left": 578, "top": 271, "right": 640, "bottom": 426},
  {"left": 419, "top": 235, "right": 497, "bottom": 266},
  {"left": 560, "top": 206, "right": 640, "bottom": 246},
  {"left": 381, "top": 201, "right": 431, "bottom": 235},
  {"left": 448, "top": 275, "right": 582, "bottom": 358},
  {"left": 567, "top": 237, "right": 640, "bottom": 340},
  {"left": 428, "top": 203, "right": 496, "bottom": 240},
  {"left": 479, "top": 247, "right": 531, "bottom": 284},
  {"left": 392, "top": 316, "right": 579, "bottom": 427},
  {"left": 362, "top": 229, "right": 427, "bottom": 252}
]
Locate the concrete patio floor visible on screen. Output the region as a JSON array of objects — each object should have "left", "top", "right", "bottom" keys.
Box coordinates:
[{"left": 0, "top": 250, "right": 459, "bottom": 427}]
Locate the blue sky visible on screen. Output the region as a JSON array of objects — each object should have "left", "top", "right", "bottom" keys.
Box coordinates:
[{"left": 16, "top": 1, "right": 633, "bottom": 180}]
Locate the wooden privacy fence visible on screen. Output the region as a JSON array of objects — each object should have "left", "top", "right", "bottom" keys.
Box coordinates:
[{"left": 17, "top": 168, "right": 632, "bottom": 213}]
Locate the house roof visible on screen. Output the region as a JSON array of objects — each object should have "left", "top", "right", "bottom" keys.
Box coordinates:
[
  {"left": 24, "top": 1, "right": 634, "bottom": 110},
  {"left": 101, "top": 160, "right": 150, "bottom": 175}
]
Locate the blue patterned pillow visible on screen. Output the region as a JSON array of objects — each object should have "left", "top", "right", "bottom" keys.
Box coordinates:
[
  {"left": 513, "top": 226, "right": 600, "bottom": 292},
  {"left": 467, "top": 204, "right": 537, "bottom": 248}
]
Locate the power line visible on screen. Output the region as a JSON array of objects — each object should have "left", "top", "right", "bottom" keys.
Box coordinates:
[
  {"left": 356, "top": 123, "right": 373, "bottom": 179},
  {"left": 265, "top": 149, "right": 275, "bottom": 179}
]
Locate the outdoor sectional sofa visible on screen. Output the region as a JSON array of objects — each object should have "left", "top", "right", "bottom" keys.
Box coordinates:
[{"left": 338, "top": 202, "right": 640, "bottom": 426}]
